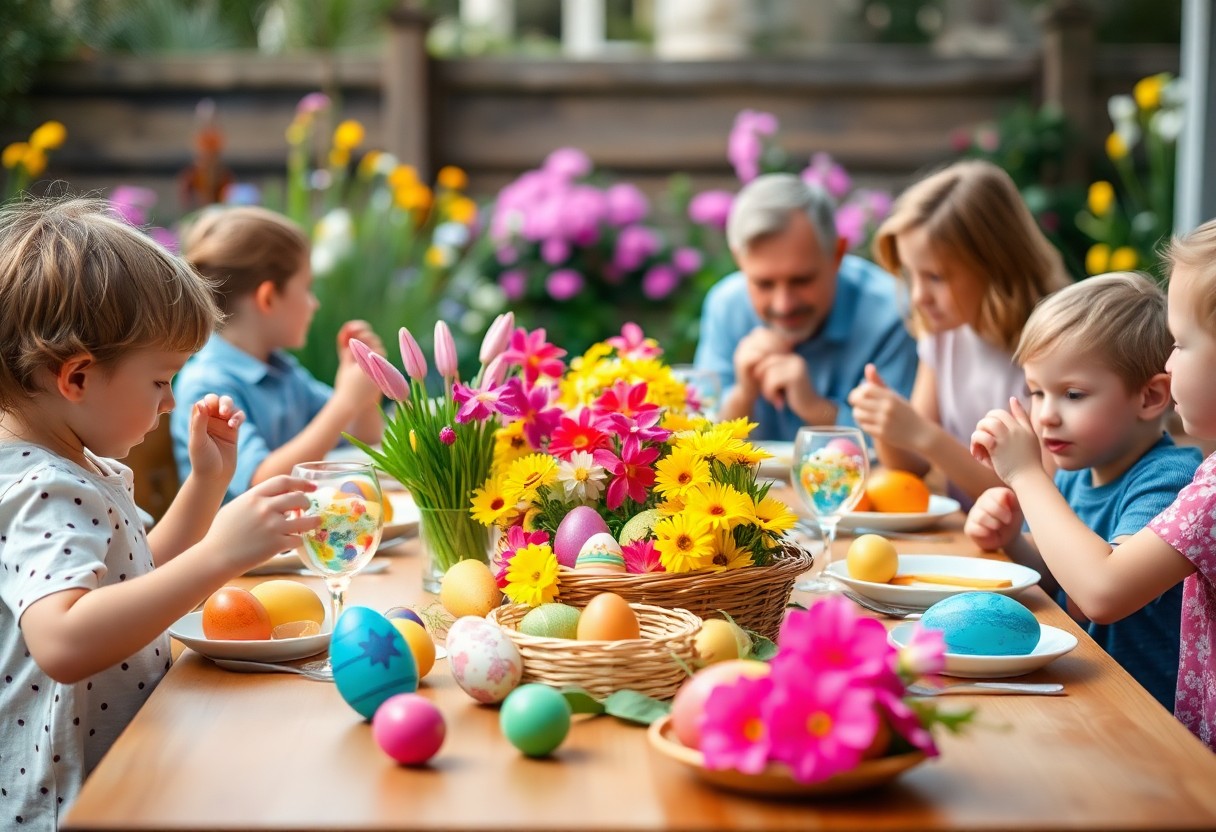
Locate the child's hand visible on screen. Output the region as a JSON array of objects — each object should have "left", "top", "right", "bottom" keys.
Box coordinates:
[
  {"left": 337, "top": 320, "right": 385, "bottom": 362},
  {"left": 971, "top": 398, "right": 1043, "bottom": 485},
  {"left": 205, "top": 476, "right": 321, "bottom": 573},
  {"left": 187, "top": 394, "right": 245, "bottom": 484},
  {"left": 965, "top": 487, "right": 1024, "bottom": 552},
  {"left": 847, "top": 364, "right": 927, "bottom": 450},
  {"left": 335, "top": 320, "right": 386, "bottom": 409}
]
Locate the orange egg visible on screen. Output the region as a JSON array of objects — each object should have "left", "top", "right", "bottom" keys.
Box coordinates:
[
  {"left": 576, "top": 592, "right": 640, "bottom": 641},
  {"left": 202, "top": 587, "right": 273, "bottom": 641}
]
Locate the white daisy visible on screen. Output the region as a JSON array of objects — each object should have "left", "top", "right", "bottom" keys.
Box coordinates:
[{"left": 555, "top": 451, "right": 607, "bottom": 504}]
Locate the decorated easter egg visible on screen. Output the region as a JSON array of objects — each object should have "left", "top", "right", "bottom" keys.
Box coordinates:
[
  {"left": 500, "top": 684, "right": 572, "bottom": 757},
  {"left": 391, "top": 619, "right": 437, "bottom": 678},
  {"left": 826, "top": 437, "right": 865, "bottom": 460},
  {"left": 618, "top": 508, "right": 661, "bottom": 545},
  {"left": 446, "top": 616, "right": 523, "bottom": 704},
  {"left": 519, "top": 603, "right": 581, "bottom": 639},
  {"left": 372, "top": 693, "right": 446, "bottom": 765},
  {"left": 921, "top": 592, "right": 1040, "bottom": 656},
  {"left": 553, "top": 506, "right": 610, "bottom": 568},
  {"left": 575, "top": 532, "right": 626, "bottom": 574},
  {"left": 577, "top": 592, "right": 640, "bottom": 641},
  {"left": 385, "top": 606, "right": 426, "bottom": 629},
  {"left": 331, "top": 606, "right": 418, "bottom": 719}
]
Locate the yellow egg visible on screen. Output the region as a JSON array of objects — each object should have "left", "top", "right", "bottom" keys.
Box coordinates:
[
  {"left": 846, "top": 534, "right": 899, "bottom": 583},
  {"left": 576, "top": 592, "right": 640, "bottom": 641},
  {"left": 249, "top": 580, "right": 326, "bottom": 629},
  {"left": 439, "top": 559, "right": 503, "bottom": 618},
  {"left": 693, "top": 618, "right": 752, "bottom": 666},
  {"left": 391, "top": 619, "right": 437, "bottom": 678}
]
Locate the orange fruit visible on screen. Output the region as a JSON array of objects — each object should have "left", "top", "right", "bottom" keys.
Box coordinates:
[
  {"left": 865, "top": 470, "right": 930, "bottom": 513},
  {"left": 853, "top": 492, "right": 874, "bottom": 512},
  {"left": 202, "top": 587, "right": 272, "bottom": 641}
]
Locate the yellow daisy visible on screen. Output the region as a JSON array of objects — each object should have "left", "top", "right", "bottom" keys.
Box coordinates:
[
  {"left": 660, "top": 410, "right": 702, "bottom": 434},
  {"left": 503, "top": 544, "right": 560, "bottom": 607},
  {"left": 503, "top": 453, "right": 558, "bottom": 504},
  {"left": 685, "top": 430, "right": 747, "bottom": 466},
  {"left": 752, "top": 495, "right": 798, "bottom": 535},
  {"left": 654, "top": 448, "right": 711, "bottom": 500},
  {"left": 727, "top": 441, "right": 771, "bottom": 467},
  {"left": 685, "top": 482, "right": 754, "bottom": 531},
  {"left": 708, "top": 530, "right": 754, "bottom": 572},
  {"left": 653, "top": 514, "right": 716, "bottom": 574},
  {"left": 716, "top": 417, "right": 758, "bottom": 440},
  {"left": 657, "top": 497, "right": 685, "bottom": 516},
  {"left": 470, "top": 476, "right": 512, "bottom": 526},
  {"left": 492, "top": 421, "right": 533, "bottom": 473}
]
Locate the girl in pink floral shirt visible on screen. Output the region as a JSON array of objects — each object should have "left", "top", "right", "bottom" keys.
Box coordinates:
[{"left": 971, "top": 218, "right": 1216, "bottom": 750}]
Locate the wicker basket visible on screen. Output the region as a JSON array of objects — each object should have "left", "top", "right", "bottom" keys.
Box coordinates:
[
  {"left": 550, "top": 541, "right": 813, "bottom": 641},
  {"left": 487, "top": 602, "right": 701, "bottom": 700}
]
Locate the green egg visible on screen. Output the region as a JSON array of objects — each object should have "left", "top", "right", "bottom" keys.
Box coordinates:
[
  {"left": 519, "top": 603, "right": 581, "bottom": 639},
  {"left": 500, "top": 684, "right": 572, "bottom": 757}
]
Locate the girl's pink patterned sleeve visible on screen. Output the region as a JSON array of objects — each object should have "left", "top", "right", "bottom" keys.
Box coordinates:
[{"left": 1148, "top": 454, "right": 1216, "bottom": 580}]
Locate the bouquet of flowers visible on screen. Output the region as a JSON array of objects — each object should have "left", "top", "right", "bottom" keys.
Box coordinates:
[
  {"left": 688, "top": 595, "right": 972, "bottom": 784},
  {"left": 467, "top": 323, "right": 802, "bottom": 611}
]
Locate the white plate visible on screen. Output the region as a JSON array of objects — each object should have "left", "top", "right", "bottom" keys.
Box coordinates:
[
  {"left": 826, "top": 554, "right": 1041, "bottom": 610},
  {"left": 384, "top": 490, "right": 420, "bottom": 538},
  {"left": 324, "top": 444, "right": 405, "bottom": 491},
  {"left": 840, "top": 494, "right": 961, "bottom": 532},
  {"left": 169, "top": 611, "right": 331, "bottom": 662},
  {"left": 889, "top": 622, "right": 1077, "bottom": 678},
  {"left": 756, "top": 441, "right": 794, "bottom": 480}
]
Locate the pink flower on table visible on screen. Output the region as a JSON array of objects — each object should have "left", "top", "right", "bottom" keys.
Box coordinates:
[
  {"left": 502, "top": 328, "right": 567, "bottom": 386},
  {"left": 775, "top": 597, "right": 893, "bottom": 683},
  {"left": 439, "top": 425, "right": 457, "bottom": 445},
  {"left": 605, "top": 182, "right": 650, "bottom": 226},
  {"left": 543, "top": 147, "right": 593, "bottom": 180},
  {"left": 498, "top": 269, "right": 527, "bottom": 301},
  {"left": 591, "top": 380, "right": 659, "bottom": 420},
  {"left": 546, "top": 268, "right": 584, "bottom": 301},
  {"left": 895, "top": 624, "right": 946, "bottom": 678},
  {"left": 613, "top": 224, "right": 661, "bottom": 272},
  {"left": 500, "top": 378, "right": 563, "bottom": 449},
  {"left": 874, "top": 687, "right": 938, "bottom": 757},
  {"left": 452, "top": 380, "right": 520, "bottom": 424},
  {"left": 800, "top": 151, "right": 852, "bottom": 200},
  {"left": 764, "top": 669, "right": 880, "bottom": 784},
  {"left": 688, "top": 190, "right": 734, "bottom": 230},
  {"left": 621, "top": 539, "right": 664, "bottom": 574},
  {"left": 599, "top": 406, "right": 669, "bottom": 444},
  {"left": 350, "top": 338, "right": 408, "bottom": 401},
  {"left": 434, "top": 320, "right": 459, "bottom": 380},
  {"left": 642, "top": 264, "right": 680, "bottom": 300},
  {"left": 605, "top": 322, "right": 661, "bottom": 360},
  {"left": 594, "top": 435, "right": 660, "bottom": 511},
  {"left": 728, "top": 109, "right": 778, "bottom": 183},
  {"left": 549, "top": 409, "right": 612, "bottom": 459},
  {"left": 399, "top": 327, "right": 428, "bottom": 381},
  {"left": 672, "top": 246, "right": 703, "bottom": 275},
  {"left": 701, "top": 675, "right": 775, "bottom": 774},
  {"left": 479, "top": 312, "right": 515, "bottom": 366}
]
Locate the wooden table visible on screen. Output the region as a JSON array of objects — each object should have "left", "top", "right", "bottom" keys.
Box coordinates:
[{"left": 64, "top": 518, "right": 1216, "bottom": 831}]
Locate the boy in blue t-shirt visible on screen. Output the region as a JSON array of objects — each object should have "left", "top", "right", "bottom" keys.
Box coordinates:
[{"left": 965, "top": 273, "right": 1201, "bottom": 710}]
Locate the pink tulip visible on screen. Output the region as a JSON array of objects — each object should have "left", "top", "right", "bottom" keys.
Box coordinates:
[
  {"left": 434, "top": 320, "right": 458, "bottom": 380},
  {"left": 348, "top": 338, "right": 376, "bottom": 377},
  {"left": 399, "top": 327, "right": 428, "bottom": 381},
  {"left": 351, "top": 338, "right": 408, "bottom": 402},
  {"left": 481, "top": 354, "right": 508, "bottom": 389},
  {"left": 479, "top": 311, "right": 515, "bottom": 365}
]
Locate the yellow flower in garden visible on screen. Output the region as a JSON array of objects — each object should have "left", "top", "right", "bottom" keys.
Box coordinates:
[
  {"left": 653, "top": 514, "right": 715, "bottom": 573},
  {"left": 333, "top": 119, "right": 365, "bottom": 151},
  {"left": 29, "top": 121, "right": 66, "bottom": 151},
  {"left": 685, "top": 482, "right": 753, "bottom": 532},
  {"left": 503, "top": 453, "right": 558, "bottom": 504},
  {"left": 1106, "top": 132, "right": 1128, "bottom": 161},
  {"left": 1087, "top": 181, "right": 1115, "bottom": 217},
  {"left": 425, "top": 245, "right": 451, "bottom": 268},
  {"left": 1086, "top": 244, "right": 1111, "bottom": 276},
  {"left": 470, "top": 475, "right": 513, "bottom": 526},
  {"left": 285, "top": 119, "right": 308, "bottom": 146},
  {"left": 1134, "top": 73, "right": 1168, "bottom": 111},
  {"left": 395, "top": 183, "right": 432, "bottom": 212},
  {"left": 409, "top": 429, "right": 418, "bottom": 451},
  {"left": 329, "top": 147, "right": 350, "bottom": 169},
  {"left": 357, "top": 150, "right": 382, "bottom": 179},
  {"left": 654, "top": 447, "right": 711, "bottom": 500},
  {"left": 492, "top": 421, "right": 533, "bottom": 472},
  {"left": 752, "top": 495, "right": 798, "bottom": 536},
  {"left": 503, "top": 543, "right": 559, "bottom": 607},
  {"left": 708, "top": 531, "right": 754, "bottom": 572},
  {"left": 3, "top": 142, "right": 28, "bottom": 169},
  {"left": 437, "top": 165, "right": 468, "bottom": 191},
  {"left": 446, "top": 195, "right": 477, "bottom": 225},
  {"left": 1110, "top": 246, "right": 1139, "bottom": 271},
  {"left": 388, "top": 164, "right": 419, "bottom": 189},
  {"left": 21, "top": 148, "right": 47, "bottom": 177}
]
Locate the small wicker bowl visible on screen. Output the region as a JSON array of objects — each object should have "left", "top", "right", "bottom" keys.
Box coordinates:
[{"left": 486, "top": 602, "right": 702, "bottom": 700}]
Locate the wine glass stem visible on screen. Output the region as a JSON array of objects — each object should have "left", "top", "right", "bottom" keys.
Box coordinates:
[
  {"left": 820, "top": 516, "right": 840, "bottom": 567},
  {"left": 326, "top": 576, "right": 348, "bottom": 627}
]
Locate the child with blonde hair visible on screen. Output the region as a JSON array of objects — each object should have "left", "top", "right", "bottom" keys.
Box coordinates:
[
  {"left": 0, "top": 198, "right": 320, "bottom": 829},
  {"left": 848, "top": 160, "right": 1070, "bottom": 504},
  {"left": 965, "top": 273, "right": 1199, "bottom": 708},
  {"left": 172, "top": 206, "right": 385, "bottom": 502},
  {"left": 973, "top": 219, "right": 1216, "bottom": 747}
]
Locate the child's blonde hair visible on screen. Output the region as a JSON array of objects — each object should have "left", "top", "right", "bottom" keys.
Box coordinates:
[
  {"left": 1015, "top": 272, "right": 1170, "bottom": 392},
  {"left": 1163, "top": 217, "right": 1216, "bottom": 327},
  {"left": 0, "top": 197, "right": 220, "bottom": 412},
  {"left": 874, "top": 160, "right": 1070, "bottom": 352},
  {"left": 182, "top": 205, "right": 310, "bottom": 317}
]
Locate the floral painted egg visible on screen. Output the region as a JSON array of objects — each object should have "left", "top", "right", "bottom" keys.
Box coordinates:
[
  {"left": 331, "top": 606, "right": 418, "bottom": 719},
  {"left": 575, "top": 532, "right": 626, "bottom": 574},
  {"left": 446, "top": 616, "right": 523, "bottom": 704}
]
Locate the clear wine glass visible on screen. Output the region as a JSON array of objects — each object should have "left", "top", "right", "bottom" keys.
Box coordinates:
[
  {"left": 790, "top": 426, "right": 869, "bottom": 593},
  {"left": 292, "top": 461, "right": 385, "bottom": 677},
  {"left": 670, "top": 364, "right": 723, "bottom": 422}
]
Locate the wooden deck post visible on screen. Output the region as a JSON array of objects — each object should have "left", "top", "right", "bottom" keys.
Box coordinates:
[
  {"left": 1039, "top": 0, "right": 1095, "bottom": 181},
  {"left": 384, "top": 3, "right": 433, "bottom": 178}
]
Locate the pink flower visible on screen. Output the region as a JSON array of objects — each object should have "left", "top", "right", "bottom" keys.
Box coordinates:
[
  {"left": 501, "top": 378, "right": 563, "bottom": 449},
  {"left": 599, "top": 406, "right": 669, "bottom": 444},
  {"left": 549, "top": 409, "right": 612, "bottom": 459},
  {"left": 452, "top": 380, "right": 520, "bottom": 423},
  {"left": 800, "top": 151, "right": 852, "bottom": 200},
  {"left": 541, "top": 237, "right": 570, "bottom": 265},
  {"left": 701, "top": 675, "right": 775, "bottom": 774},
  {"left": 496, "top": 245, "right": 519, "bottom": 266},
  {"left": 896, "top": 624, "right": 946, "bottom": 677},
  {"left": 498, "top": 269, "right": 527, "bottom": 301},
  {"left": 546, "top": 268, "right": 584, "bottom": 301},
  {"left": 543, "top": 147, "right": 593, "bottom": 180},
  {"left": 502, "top": 328, "right": 567, "bottom": 386},
  {"left": 148, "top": 227, "right": 179, "bottom": 253},
  {"left": 591, "top": 380, "right": 659, "bottom": 420},
  {"left": 835, "top": 203, "right": 866, "bottom": 250},
  {"left": 764, "top": 669, "right": 880, "bottom": 783},
  {"left": 688, "top": 190, "right": 734, "bottom": 230},
  {"left": 398, "top": 327, "right": 428, "bottom": 381},
  {"left": 439, "top": 426, "right": 456, "bottom": 445},
  {"left": 481, "top": 354, "right": 508, "bottom": 389},
  {"left": 593, "top": 436, "right": 660, "bottom": 511},
  {"left": 296, "top": 92, "right": 331, "bottom": 114},
  {"left": 775, "top": 597, "right": 893, "bottom": 683},
  {"left": 642, "top": 264, "right": 680, "bottom": 300},
  {"left": 479, "top": 311, "right": 515, "bottom": 365},
  {"left": 613, "top": 225, "right": 661, "bottom": 272},
  {"left": 604, "top": 182, "right": 650, "bottom": 226},
  {"left": 728, "top": 109, "right": 778, "bottom": 183},
  {"left": 434, "top": 320, "right": 458, "bottom": 380},
  {"left": 350, "top": 338, "right": 408, "bottom": 401},
  {"left": 109, "top": 185, "right": 157, "bottom": 227},
  {"left": 605, "top": 323, "right": 661, "bottom": 361},
  {"left": 672, "top": 246, "right": 703, "bottom": 275},
  {"left": 621, "top": 539, "right": 664, "bottom": 574},
  {"left": 874, "top": 688, "right": 938, "bottom": 757}
]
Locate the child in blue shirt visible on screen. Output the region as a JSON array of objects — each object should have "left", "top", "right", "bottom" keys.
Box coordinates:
[
  {"left": 172, "top": 207, "right": 386, "bottom": 501},
  {"left": 965, "top": 273, "right": 1200, "bottom": 709}
]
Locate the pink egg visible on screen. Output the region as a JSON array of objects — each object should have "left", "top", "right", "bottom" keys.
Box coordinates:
[
  {"left": 372, "top": 694, "right": 446, "bottom": 765},
  {"left": 826, "top": 437, "right": 865, "bottom": 459},
  {"left": 553, "top": 506, "right": 610, "bottom": 568}
]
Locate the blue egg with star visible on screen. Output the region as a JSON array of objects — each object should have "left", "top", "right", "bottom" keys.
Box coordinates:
[{"left": 331, "top": 606, "right": 418, "bottom": 719}]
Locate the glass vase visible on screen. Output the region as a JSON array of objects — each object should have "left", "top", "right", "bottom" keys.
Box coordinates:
[{"left": 418, "top": 507, "right": 493, "bottom": 594}]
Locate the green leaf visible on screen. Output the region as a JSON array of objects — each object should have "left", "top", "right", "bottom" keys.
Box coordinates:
[
  {"left": 560, "top": 687, "right": 606, "bottom": 715},
  {"left": 603, "top": 690, "right": 671, "bottom": 726},
  {"left": 748, "top": 634, "right": 779, "bottom": 661}
]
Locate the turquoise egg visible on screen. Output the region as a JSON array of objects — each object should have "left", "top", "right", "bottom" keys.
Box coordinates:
[
  {"left": 331, "top": 606, "right": 418, "bottom": 719},
  {"left": 500, "top": 684, "right": 572, "bottom": 757},
  {"left": 920, "top": 592, "right": 1040, "bottom": 656}
]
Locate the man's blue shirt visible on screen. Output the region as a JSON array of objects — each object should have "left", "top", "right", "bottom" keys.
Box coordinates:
[{"left": 693, "top": 255, "right": 918, "bottom": 441}]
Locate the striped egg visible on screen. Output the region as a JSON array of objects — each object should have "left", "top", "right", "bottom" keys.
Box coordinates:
[{"left": 575, "top": 532, "right": 626, "bottom": 574}]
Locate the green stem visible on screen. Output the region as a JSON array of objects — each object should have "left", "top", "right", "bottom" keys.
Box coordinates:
[{"left": 419, "top": 507, "right": 491, "bottom": 573}]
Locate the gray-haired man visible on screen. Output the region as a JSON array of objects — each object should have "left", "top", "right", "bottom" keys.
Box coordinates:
[{"left": 693, "top": 173, "right": 917, "bottom": 441}]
